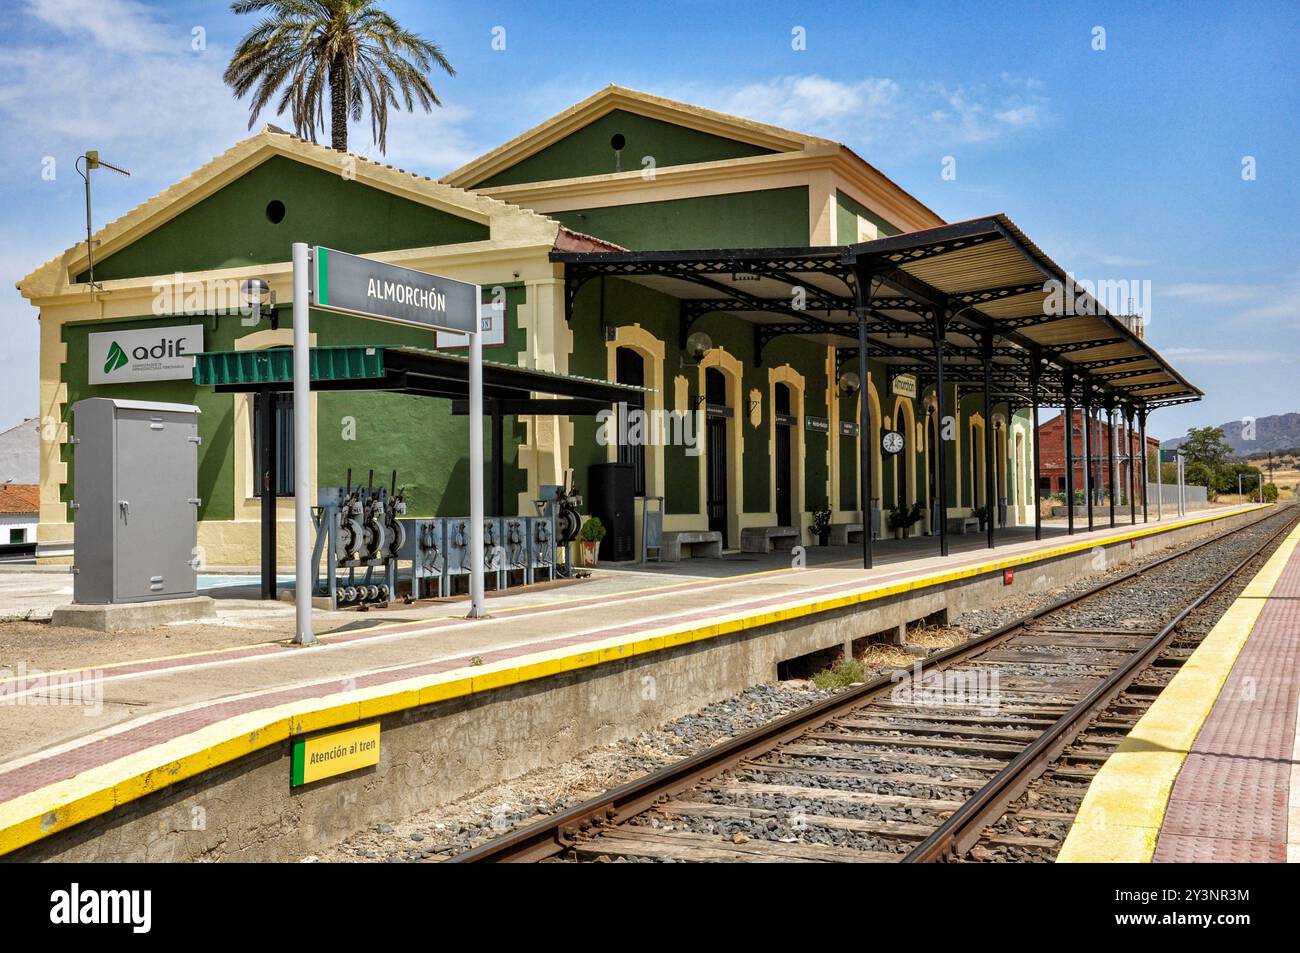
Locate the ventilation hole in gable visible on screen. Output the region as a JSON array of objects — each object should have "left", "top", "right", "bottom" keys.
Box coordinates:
[
  {"left": 265, "top": 200, "right": 286, "bottom": 224},
  {"left": 610, "top": 133, "right": 626, "bottom": 151}
]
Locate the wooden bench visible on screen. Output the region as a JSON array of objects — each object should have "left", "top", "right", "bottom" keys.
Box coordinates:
[
  {"left": 660, "top": 530, "right": 723, "bottom": 561},
  {"left": 740, "top": 525, "right": 801, "bottom": 554},
  {"left": 947, "top": 516, "right": 981, "bottom": 535}
]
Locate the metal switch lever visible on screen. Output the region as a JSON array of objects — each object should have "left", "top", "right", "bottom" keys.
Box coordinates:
[{"left": 118, "top": 500, "right": 129, "bottom": 517}]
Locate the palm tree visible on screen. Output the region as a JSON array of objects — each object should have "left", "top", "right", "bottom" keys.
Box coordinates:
[{"left": 224, "top": 0, "right": 455, "bottom": 154}]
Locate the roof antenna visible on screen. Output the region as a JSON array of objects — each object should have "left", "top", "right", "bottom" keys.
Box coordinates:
[{"left": 76, "top": 150, "right": 131, "bottom": 299}]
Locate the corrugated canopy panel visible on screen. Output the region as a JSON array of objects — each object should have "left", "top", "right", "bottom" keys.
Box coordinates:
[{"left": 552, "top": 214, "right": 1200, "bottom": 410}]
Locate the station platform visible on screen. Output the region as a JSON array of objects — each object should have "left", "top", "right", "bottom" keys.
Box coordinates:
[
  {"left": 1059, "top": 517, "right": 1300, "bottom": 863},
  {"left": 0, "top": 504, "right": 1264, "bottom": 859}
]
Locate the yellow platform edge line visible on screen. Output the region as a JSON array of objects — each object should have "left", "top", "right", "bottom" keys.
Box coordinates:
[
  {"left": 0, "top": 505, "right": 1267, "bottom": 857},
  {"left": 1057, "top": 520, "right": 1300, "bottom": 863}
]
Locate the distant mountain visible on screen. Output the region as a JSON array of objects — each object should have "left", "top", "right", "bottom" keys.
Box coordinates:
[{"left": 1162, "top": 412, "right": 1300, "bottom": 454}]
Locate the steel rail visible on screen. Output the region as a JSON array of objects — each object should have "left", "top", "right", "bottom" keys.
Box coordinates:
[
  {"left": 904, "top": 504, "right": 1300, "bottom": 862},
  {"left": 453, "top": 505, "right": 1289, "bottom": 863}
]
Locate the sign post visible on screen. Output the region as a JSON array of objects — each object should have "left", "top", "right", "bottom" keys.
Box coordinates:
[
  {"left": 293, "top": 243, "right": 313, "bottom": 645},
  {"left": 291, "top": 244, "right": 485, "bottom": 644}
]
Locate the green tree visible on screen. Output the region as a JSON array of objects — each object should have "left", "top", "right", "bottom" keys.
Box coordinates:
[
  {"left": 224, "top": 0, "right": 455, "bottom": 154},
  {"left": 1181, "top": 426, "right": 1233, "bottom": 472}
]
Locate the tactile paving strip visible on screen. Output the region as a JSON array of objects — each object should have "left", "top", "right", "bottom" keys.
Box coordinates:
[{"left": 1154, "top": 544, "right": 1300, "bottom": 862}]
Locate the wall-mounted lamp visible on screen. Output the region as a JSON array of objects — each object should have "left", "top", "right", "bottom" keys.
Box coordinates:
[
  {"left": 837, "top": 370, "right": 861, "bottom": 397},
  {"left": 240, "top": 278, "right": 278, "bottom": 329},
  {"left": 683, "top": 331, "right": 713, "bottom": 365}
]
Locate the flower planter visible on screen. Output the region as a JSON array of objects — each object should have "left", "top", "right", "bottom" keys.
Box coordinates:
[{"left": 577, "top": 540, "right": 601, "bottom": 567}]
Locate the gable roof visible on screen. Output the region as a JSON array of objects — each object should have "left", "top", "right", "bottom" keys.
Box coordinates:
[
  {"left": 441, "top": 85, "right": 943, "bottom": 231},
  {"left": 443, "top": 85, "right": 823, "bottom": 189},
  {"left": 17, "top": 126, "right": 563, "bottom": 301}
]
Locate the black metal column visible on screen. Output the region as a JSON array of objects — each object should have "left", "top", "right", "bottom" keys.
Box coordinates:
[
  {"left": 1107, "top": 404, "right": 1117, "bottom": 528},
  {"left": 933, "top": 309, "right": 950, "bottom": 557},
  {"left": 258, "top": 388, "right": 277, "bottom": 600},
  {"left": 855, "top": 305, "right": 873, "bottom": 569},
  {"left": 1030, "top": 354, "right": 1042, "bottom": 541},
  {"left": 1139, "top": 407, "right": 1149, "bottom": 523},
  {"left": 1063, "top": 373, "right": 1075, "bottom": 536},
  {"left": 1125, "top": 405, "right": 1136, "bottom": 524},
  {"left": 1082, "top": 385, "right": 1094, "bottom": 532},
  {"left": 981, "top": 330, "right": 995, "bottom": 550}
]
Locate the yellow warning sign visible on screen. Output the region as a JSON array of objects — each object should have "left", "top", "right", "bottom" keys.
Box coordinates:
[{"left": 291, "top": 722, "right": 380, "bottom": 786}]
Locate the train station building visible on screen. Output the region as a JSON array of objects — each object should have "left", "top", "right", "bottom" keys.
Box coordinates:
[{"left": 16, "top": 85, "right": 1200, "bottom": 568}]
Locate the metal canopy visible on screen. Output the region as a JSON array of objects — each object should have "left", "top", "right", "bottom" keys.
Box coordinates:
[
  {"left": 193, "top": 344, "right": 647, "bottom": 411},
  {"left": 551, "top": 213, "right": 1201, "bottom": 411}
]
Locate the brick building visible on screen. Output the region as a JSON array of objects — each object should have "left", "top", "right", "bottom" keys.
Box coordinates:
[{"left": 1037, "top": 410, "right": 1157, "bottom": 500}]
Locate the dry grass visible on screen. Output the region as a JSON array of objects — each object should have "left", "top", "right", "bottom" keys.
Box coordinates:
[
  {"left": 906, "top": 624, "right": 969, "bottom": 649},
  {"left": 857, "top": 643, "right": 917, "bottom": 668}
]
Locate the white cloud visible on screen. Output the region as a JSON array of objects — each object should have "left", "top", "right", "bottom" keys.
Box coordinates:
[
  {"left": 25, "top": 0, "right": 172, "bottom": 54},
  {"left": 0, "top": 1, "right": 478, "bottom": 179},
  {"left": 1162, "top": 270, "right": 1300, "bottom": 324},
  {"left": 671, "top": 73, "right": 1049, "bottom": 157},
  {"left": 1160, "top": 347, "right": 1297, "bottom": 365}
]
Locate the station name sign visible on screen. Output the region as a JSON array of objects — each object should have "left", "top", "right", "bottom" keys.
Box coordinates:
[
  {"left": 312, "top": 246, "right": 478, "bottom": 334},
  {"left": 891, "top": 373, "right": 918, "bottom": 400}
]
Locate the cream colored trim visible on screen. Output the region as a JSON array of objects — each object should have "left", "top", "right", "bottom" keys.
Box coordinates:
[
  {"left": 19, "top": 128, "right": 562, "bottom": 300},
  {"left": 698, "top": 349, "right": 745, "bottom": 544},
  {"left": 442, "top": 84, "right": 821, "bottom": 189},
  {"left": 767, "top": 366, "right": 807, "bottom": 536},
  {"left": 890, "top": 395, "right": 920, "bottom": 536},
  {"left": 968, "top": 412, "right": 987, "bottom": 510},
  {"left": 606, "top": 325, "right": 667, "bottom": 556}
]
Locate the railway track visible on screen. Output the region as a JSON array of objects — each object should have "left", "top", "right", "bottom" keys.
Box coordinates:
[{"left": 454, "top": 506, "right": 1298, "bottom": 864}]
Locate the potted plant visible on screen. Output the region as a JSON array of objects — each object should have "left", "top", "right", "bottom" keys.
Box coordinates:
[
  {"left": 888, "top": 503, "right": 924, "bottom": 540},
  {"left": 811, "top": 506, "right": 832, "bottom": 546},
  {"left": 576, "top": 516, "right": 605, "bottom": 567}
]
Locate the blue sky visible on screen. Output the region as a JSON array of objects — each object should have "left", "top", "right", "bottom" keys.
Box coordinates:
[{"left": 1, "top": 0, "right": 1296, "bottom": 441}]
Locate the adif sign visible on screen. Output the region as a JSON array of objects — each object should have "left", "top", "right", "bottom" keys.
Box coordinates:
[{"left": 89, "top": 324, "right": 204, "bottom": 384}]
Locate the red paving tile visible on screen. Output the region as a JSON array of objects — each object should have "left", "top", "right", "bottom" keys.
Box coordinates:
[{"left": 1153, "top": 539, "right": 1300, "bottom": 862}]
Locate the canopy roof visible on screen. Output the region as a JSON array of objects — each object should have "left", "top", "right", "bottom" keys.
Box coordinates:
[
  {"left": 552, "top": 214, "right": 1199, "bottom": 410},
  {"left": 193, "top": 345, "right": 646, "bottom": 415}
]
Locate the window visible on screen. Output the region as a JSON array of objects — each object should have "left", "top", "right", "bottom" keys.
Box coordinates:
[
  {"left": 252, "top": 391, "right": 295, "bottom": 497},
  {"left": 9, "top": 528, "right": 25, "bottom": 544}
]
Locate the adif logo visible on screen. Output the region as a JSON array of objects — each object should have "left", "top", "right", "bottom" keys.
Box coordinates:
[
  {"left": 103, "top": 342, "right": 128, "bottom": 375},
  {"left": 50, "top": 883, "right": 151, "bottom": 934}
]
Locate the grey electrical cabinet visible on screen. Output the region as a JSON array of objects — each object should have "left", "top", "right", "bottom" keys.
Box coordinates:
[{"left": 71, "top": 399, "right": 201, "bottom": 604}]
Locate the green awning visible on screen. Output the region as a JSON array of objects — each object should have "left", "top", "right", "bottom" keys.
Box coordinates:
[{"left": 193, "top": 345, "right": 648, "bottom": 411}]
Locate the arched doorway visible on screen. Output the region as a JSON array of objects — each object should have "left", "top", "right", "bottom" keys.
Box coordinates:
[
  {"left": 969, "top": 417, "right": 987, "bottom": 514},
  {"left": 615, "top": 347, "right": 646, "bottom": 497},
  {"left": 926, "top": 404, "right": 939, "bottom": 534},
  {"left": 705, "top": 367, "right": 731, "bottom": 546},
  {"left": 774, "top": 383, "right": 794, "bottom": 527},
  {"left": 892, "top": 397, "right": 916, "bottom": 521}
]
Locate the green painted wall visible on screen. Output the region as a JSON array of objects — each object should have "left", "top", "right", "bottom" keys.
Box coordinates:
[
  {"left": 57, "top": 284, "right": 528, "bottom": 523},
  {"left": 552, "top": 187, "right": 809, "bottom": 251},
  {"left": 80, "top": 156, "right": 489, "bottom": 283},
  {"left": 474, "top": 109, "right": 776, "bottom": 188},
  {"left": 835, "top": 189, "right": 902, "bottom": 244},
  {"left": 569, "top": 277, "right": 830, "bottom": 520}
]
